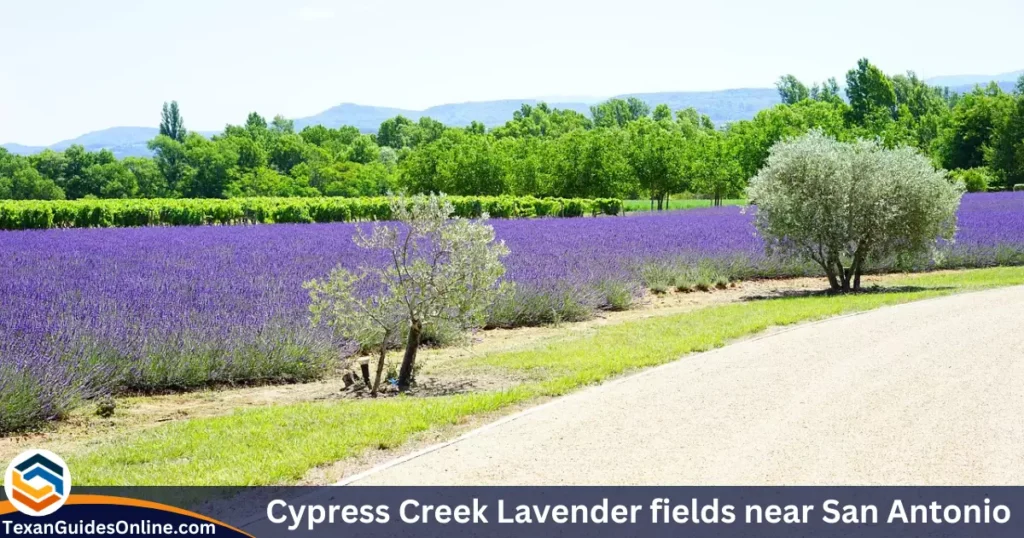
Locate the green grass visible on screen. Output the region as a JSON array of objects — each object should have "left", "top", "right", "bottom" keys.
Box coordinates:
[
  {"left": 71, "top": 390, "right": 530, "bottom": 486},
  {"left": 623, "top": 198, "right": 746, "bottom": 211},
  {"left": 69, "top": 267, "right": 1024, "bottom": 485}
]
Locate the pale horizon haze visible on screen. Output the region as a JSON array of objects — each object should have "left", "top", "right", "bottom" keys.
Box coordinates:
[{"left": 1, "top": 0, "right": 1022, "bottom": 145}]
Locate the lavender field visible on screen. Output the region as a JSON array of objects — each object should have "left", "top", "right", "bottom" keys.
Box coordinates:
[{"left": 2, "top": 192, "right": 1024, "bottom": 432}]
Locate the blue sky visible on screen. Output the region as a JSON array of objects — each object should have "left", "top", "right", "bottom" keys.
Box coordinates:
[{"left": 2, "top": 0, "right": 1022, "bottom": 145}]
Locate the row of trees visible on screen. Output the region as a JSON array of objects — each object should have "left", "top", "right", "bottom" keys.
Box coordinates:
[
  {"left": 3, "top": 58, "right": 1024, "bottom": 203},
  {"left": 772, "top": 60, "right": 1024, "bottom": 192}
]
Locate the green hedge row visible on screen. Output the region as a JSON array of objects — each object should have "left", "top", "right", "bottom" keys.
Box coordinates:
[{"left": 0, "top": 196, "right": 624, "bottom": 230}]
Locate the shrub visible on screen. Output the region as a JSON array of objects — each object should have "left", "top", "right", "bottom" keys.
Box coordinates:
[
  {"left": 271, "top": 204, "right": 314, "bottom": 224},
  {"left": 596, "top": 198, "right": 624, "bottom": 216},
  {"left": 531, "top": 198, "right": 560, "bottom": 217},
  {"left": 638, "top": 261, "right": 681, "bottom": 294},
  {"left": 636, "top": 258, "right": 732, "bottom": 294},
  {"left": 597, "top": 280, "right": 638, "bottom": 310},
  {"left": 0, "top": 350, "right": 104, "bottom": 435},
  {"left": 949, "top": 168, "right": 993, "bottom": 193},
  {"left": 560, "top": 199, "right": 587, "bottom": 217},
  {"left": 486, "top": 284, "right": 597, "bottom": 328},
  {"left": 1014, "top": 184, "right": 1024, "bottom": 192},
  {"left": 747, "top": 130, "right": 963, "bottom": 292},
  {"left": 483, "top": 196, "right": 516, "bottom": 218},
  {"left": 0, "top": 372, "right": 62, "bottom": 434},
  {"left": 686, "top": 261, "right": 729, "bottom": 291}
]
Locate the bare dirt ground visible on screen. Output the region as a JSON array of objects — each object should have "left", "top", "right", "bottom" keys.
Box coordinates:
[{"left": 0, "top": 272, "right": 897, "bottom": 464}]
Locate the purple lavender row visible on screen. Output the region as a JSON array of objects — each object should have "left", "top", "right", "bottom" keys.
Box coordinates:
[{"left": 2, "top": 192, "right": 1023, "bottom": 432}]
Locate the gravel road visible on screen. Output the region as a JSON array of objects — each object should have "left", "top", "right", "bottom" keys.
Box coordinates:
[{"left": 346, "top": 286, "right": 1024, "bottom": 486}]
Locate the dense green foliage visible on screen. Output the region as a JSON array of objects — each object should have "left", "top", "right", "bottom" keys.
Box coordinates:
[
  {"left": 949, "top": 167, "right": 994, "bottom": 192},
  {"left": 3, "top": 59, "right": 1024, "bottom": 205},
  {"left": 0, "top": 195, "right": 622, "bottom": 230}
]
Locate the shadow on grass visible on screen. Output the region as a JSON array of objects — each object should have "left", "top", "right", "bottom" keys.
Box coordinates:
[
  {"left": 740, "top": 285, "right": 957, "bottom": 302},
  {"left": 328, "top": 378, "right": 483, "bottom": 400},
  {"left": 413, "top": 378, "right": 481, "bottom": 397}
]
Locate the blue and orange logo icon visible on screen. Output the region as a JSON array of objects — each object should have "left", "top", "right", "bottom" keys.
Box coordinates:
[{"left": 4, "top": 450, "right": 71, "bottom": 516}]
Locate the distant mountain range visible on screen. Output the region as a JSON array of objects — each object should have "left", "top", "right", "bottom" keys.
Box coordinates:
[
  {"left": 924, "top": 70, "right": 1023, "bottom": 88},
  {"left": 1, "top": 127, "right": 219, "bottom": 159},
  {"left": 4, "top": 71, "right": 1021, "bottom": 159},
  {"left": 0, "top": 89, "right": 784, "bottom": 159}
]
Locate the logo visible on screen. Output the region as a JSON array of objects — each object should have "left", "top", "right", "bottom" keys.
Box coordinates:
[{"left": 4, "top": 450, "right": 71, "bottom": 516}]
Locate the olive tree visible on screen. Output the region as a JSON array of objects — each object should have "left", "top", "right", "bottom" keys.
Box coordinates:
[
  {"left": 306, "top": 194, "right": 509, "bottom": 394},
  {"left": 747, "top": 130, "right": 963, "bottom": 292}
]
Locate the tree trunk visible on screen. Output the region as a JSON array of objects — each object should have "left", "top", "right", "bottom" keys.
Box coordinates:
[
  {"left": 369, "top": 337, "right": 388, "bottom": 397},
  {"left": 359, "top": 360, "right": 372, "bottom": 387},
  {"left": 851, "top": 249, "right": 866, "bottom": 292},
  {"left": 821, "top": 255, "right": 842, "bottom": 292},
  {"left": 397, "top": 320, "right": 422, "bottom": 391},
  {"left": 824, "top": 266, "right": 840, "bottom": 291},
  {"left": 819, "top": 260, "right": 835, "bottom": 288},
  {"left": 839, "top": 264, "right": 854, "bottom": 292}
]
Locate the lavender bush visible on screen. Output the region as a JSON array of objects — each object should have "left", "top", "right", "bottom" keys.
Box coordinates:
[
  {"left": 0, "top": 338, "right": 106, "bottom": 434},
  {"left": 2, "top": 192, "right": 1023, "bottom": 431}
]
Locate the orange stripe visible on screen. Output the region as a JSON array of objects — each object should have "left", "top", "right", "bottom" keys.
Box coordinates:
[
  {"left": 0, "top": 501, "right": 19, "bottom": 515},
  {"left": 11, "top": 470, "right": 55, "bottom": 500},
  {"left": 11, "top": 490, "right": 60, "bottom": 512}
]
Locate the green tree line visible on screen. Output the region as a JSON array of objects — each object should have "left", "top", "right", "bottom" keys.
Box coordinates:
[
  {"left": 0, "top": 195, "right": 622, "bottom": 230},
  {"left": 3, "top": 58, "right": 1024, "bottom": 203}
]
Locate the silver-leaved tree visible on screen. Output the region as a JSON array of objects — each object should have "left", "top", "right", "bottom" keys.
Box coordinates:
[
  {"left": 306, "top": 194, "right": 510, "bottom": 395},
  {"left": 748, "top": 130, "right": 964, "bottom": 292}
]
